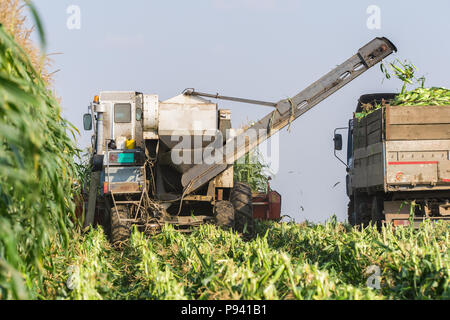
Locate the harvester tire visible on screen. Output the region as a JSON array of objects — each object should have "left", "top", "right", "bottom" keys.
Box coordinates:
[
  {"left": 214, "top": 201, "right": 235, "bottom": 228},
  {"left": 110, "top": 204, "right": 131, "bottom": 247},
  {"left": 231, "top": 182, "right": 254, "bottom": 237}
]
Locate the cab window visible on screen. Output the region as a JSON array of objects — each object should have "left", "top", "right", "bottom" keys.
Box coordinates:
[{"left": 114, "top": 103, "right": 131, "bottom": 123}]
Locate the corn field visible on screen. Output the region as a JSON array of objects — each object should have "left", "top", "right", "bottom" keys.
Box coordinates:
[
  {"left": 38, "top": 221, "right": 449, "bottom": 300},
  {"left": 0, "top": 1, "right": 449, "bottom": 301}
]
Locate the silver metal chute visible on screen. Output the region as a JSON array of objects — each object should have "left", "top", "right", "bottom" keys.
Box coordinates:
[{"left": 181, "top": 37, "right": 397, "bottom": 194}]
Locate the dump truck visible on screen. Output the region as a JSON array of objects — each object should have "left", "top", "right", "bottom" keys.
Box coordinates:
[
  {"left": 82, "top": 37, "right": 396, "bottom": 244},
  {"left": 334, "top": 94, "right": 450, "bottom": 227}
]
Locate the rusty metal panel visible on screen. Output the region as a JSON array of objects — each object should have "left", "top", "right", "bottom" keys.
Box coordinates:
[
  {"left": 135, "top": 94, "right": 144, "bottom": 148},
  {"left": 104, "top": 166, "right": 145, "bottom": 194},
  {"left": 386, "top": 162, "right": 438, "bottom": 185},
  {"left": 385, "top": 140, "right": 450, "bottom": 190},
  {"left": 438, "top": 160, "right": 450, "bottom": 181},
  {"left": 215, "top": 166, "right": 234, "bottom": 188},
  {"left": 108, "top": 182, "right": 143, "bottom": 193},
  {"left": 387, "top": 152, "right": 398, "bottom": 162},
  {"left": 252, "top": 190, "right": 281, "bottom": 220},
  {"left": 439, "top": 203, "right": 450, "bottom": 216},
  {"left": 143, "top": 94, "right": 159, "bottom": 131},
  {"left": 397, "top": 151, "right": 447, "bottom": 162},
  {"left": 143, "top": 94, "right": 159, "bottom": 141},
  {"left": 183, "top": 195, "right": 213, "bottom": 202}
]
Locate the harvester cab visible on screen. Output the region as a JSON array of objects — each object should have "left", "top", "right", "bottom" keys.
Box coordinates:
[{"left": 83, "top": 37, "right": 396, "bottom": 245}]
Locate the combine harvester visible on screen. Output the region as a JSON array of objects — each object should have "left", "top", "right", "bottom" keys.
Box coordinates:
[{"left": 81, "top": 37, "right": 396, "bottom": 244}]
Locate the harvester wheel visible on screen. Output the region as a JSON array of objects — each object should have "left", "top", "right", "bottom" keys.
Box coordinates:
[
  {"left": 214, "top": 201, "right": 235, "bottom": 228},
  {"left": 110, "top": 204, "right": 131, "bottom": 247},
  {"left": 231, "top": 182, "right": 255, "bottom": 237}
]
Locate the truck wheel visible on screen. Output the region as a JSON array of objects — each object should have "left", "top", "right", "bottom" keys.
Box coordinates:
[
  {"left": 231, "top": 182, "right": 255, "bottom": 237},
  {"left": 214, "top": 201, "right": 235, "bottom": 228},
  {"left": 110, "top": 204, "right": 131, "bottom": 246},
  {"left": 371, "top": 194, "right": 384, "bottom": 228},
  {"left": 354, "top": 192, "right": 372, "bottom": 227},
  {"left": 348, "top": 198, "right": 355, "bottom": 226}
]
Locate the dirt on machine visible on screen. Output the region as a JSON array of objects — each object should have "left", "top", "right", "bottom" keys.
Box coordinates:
[{"left": 81, "top": 37, "right": 396, "bottom": 245}]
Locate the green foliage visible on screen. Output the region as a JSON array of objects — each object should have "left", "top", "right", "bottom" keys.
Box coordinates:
[
  {"left": 381, "top": 59, "right": 450, "bottom": 106},
  {"left": 234, "top": 149, "right": 272, "bottom": 193},
  {"left": 355, "top": 102, "right": 383, "bottom": 121},
  {"left": 381, "top": 59, "right": 425, "bottom": 94},
  {"left": 392, "top": 87, "right": 450, "bottom": 106},
  {"left": 42, "top": 221, "right": 449, "bottom": 300},
  {"left": 357, "top": 59, "right": 450, "bottom": 120},
  {"left": 0, "top": 13, "right": 79, "bottom": 298}
]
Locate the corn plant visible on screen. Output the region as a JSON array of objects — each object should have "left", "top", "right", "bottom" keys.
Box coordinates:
[
  {"left": 234, "top": 148, "right": 272, "bottom": 193},
  {"left": 0, "top": 1, "right": 79, "bottom": 299},
  {"left": 357, "top": 59, "right": 449, "bottom": 120}
]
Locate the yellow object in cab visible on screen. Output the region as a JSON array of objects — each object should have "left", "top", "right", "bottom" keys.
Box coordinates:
[{"left": 126, "top": 139, "right": 135, "bottom": 150}]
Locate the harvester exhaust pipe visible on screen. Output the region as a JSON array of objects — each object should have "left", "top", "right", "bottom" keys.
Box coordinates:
[
  {"left": 84, "top": 102, "right": 105, "bottom": 229},
  {"left": 95, "top": 103, "right": 105, "bottom": 154}
]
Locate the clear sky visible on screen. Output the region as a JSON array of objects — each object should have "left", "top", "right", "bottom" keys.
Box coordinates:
[{"left": 30, "top": 0, "right": 450, "bottom": 223}]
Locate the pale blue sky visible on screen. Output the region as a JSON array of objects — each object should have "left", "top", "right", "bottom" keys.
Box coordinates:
[{"left": 31, "top": 0, "right": 450, "bottom": 222}]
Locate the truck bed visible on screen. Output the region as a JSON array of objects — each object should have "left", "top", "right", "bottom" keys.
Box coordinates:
[{"left": 353, "top": 105, "right": 450, "bottom": 192}]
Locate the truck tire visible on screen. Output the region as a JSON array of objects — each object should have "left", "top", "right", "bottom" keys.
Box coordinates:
[
  {"left": 110, "top": 204, "right": 131, "bottom": 246},
  {"left": 214, "top": 201, "right": 235, "bottom": 228},
  {"left": 354, "top": 192, "right": 372, "bottom": 227},
  {"left": 371, "top": 194, "right": 384, "bottom": 228},
  {"left": 348, "top": 197, "right": 355, "bottom": 226},
  {"left": 231, "top": 182, "right": 255, "bottom": 237}
]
